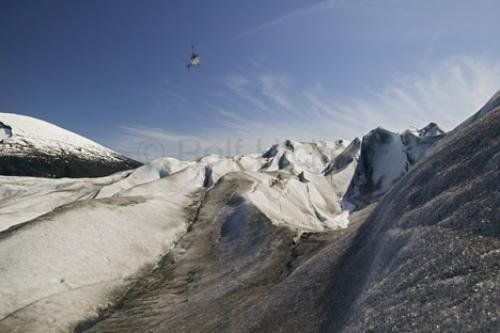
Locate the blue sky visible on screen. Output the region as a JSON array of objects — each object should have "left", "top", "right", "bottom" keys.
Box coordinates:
[{"left": 1, "top": 0, "right": 500, "bottom": 161}]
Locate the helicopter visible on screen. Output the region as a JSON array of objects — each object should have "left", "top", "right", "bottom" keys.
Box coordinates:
[{"left": 186, "top": 45, "right": 200, "bottom": 70}]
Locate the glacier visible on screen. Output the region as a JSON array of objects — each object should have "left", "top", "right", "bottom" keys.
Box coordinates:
[
  {"left": 0, "top": 137, "right": 359, "bottom": 332},
  {"left": 0, "top": 91, "right": 499, "bottom": 332}
]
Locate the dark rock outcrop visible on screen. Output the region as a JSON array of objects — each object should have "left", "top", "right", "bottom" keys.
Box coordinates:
[{"left": 0, "top": 153, "right": 141, "bottom": 178}]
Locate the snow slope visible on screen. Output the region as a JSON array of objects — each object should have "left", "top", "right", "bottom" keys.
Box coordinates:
[
  {"left": 343, "top": 123, "right": 445, "bottom": 209},
  {"left": 0, "top": 138, "right": 359, "bottom": 332},
  {"left": 0, "top": 113, "right": 141, "bottom": 177},
  {"left": 0, "top": 172, "right": 199, "bottom": 332},
  {"left": 0, "top": 172, "right": 130, "bottom": 232}
]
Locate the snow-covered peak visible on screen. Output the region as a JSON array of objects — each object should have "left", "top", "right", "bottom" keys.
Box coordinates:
[
  {"left": 415, "top": 122, "right": 445, "bottom": 137},
  {"left": 343, "top": 123, "right": 445, "bottom": 209},
  {"left": 0, "top": 113, "right": 141, "bottom": 177},
  {"left": 0, "top": 113, "right": 117, "bottom": 157}
]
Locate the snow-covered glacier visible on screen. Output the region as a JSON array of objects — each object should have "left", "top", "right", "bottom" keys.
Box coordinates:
[
  {"left": 0, "top": 91, "right": 499, "bottom": 332},
  {"left": 0, "top": 136, "right": 359, "bottom": 332}
]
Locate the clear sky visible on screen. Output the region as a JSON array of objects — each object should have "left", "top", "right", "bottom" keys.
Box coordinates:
[{"left": 1, "top": 0, "right": 500, "bottom": 161}]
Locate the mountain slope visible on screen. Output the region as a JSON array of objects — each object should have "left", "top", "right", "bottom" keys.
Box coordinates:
[
  {"left": 79, "top": 94, "right": 498, "bottom": 332},
  {"left": 328, "top": 93, "right": 500, "bottom": 332},
  {"left": 192, "top": 95, "right": 499, "bottom": 333},
  {"left": 0, "top": 113, "right": 141, "bottom": 177}
]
